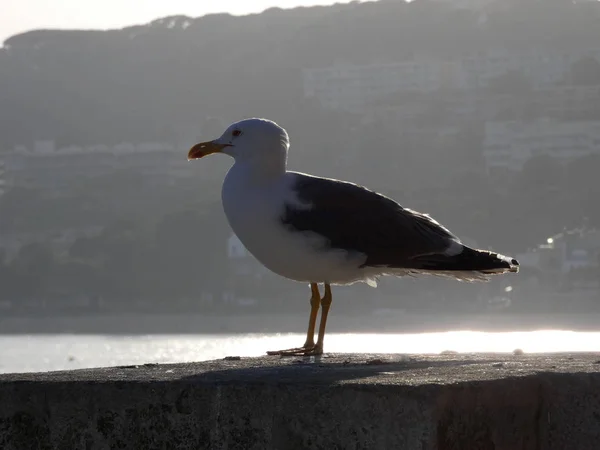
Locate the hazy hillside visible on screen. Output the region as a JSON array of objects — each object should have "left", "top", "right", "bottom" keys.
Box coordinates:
[
  {"left": 2, "top": 0, "right": 600, "bottom": 147},
  {"left": 1, "top": 0, "right": 600, "bottom": 315}
]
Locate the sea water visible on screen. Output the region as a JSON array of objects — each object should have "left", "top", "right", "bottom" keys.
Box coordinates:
[{"left": 2, "top": 330, "right": 599, "bottom": 374}]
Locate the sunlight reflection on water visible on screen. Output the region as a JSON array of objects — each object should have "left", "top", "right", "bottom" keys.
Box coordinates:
[{"left": 1, "top": 330, "right": 599, "bottom": 374}]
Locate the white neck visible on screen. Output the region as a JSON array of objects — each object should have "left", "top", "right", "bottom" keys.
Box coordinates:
[{"left": 231, "top": 155, "right": 287, "bottom": 184}]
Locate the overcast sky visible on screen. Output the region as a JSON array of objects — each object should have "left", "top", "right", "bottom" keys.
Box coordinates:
[{"left": 1, "top": 0, "right": 357, "bottom": 43}]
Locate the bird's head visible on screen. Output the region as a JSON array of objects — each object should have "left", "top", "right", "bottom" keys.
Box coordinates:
[{"left": 188, "top": 118, "right": 289, "bottom": 168}]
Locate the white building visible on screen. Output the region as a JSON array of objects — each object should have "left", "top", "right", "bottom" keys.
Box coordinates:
[
  {"left": 0, "top": 158, "right": 6, "bottom": 196},
  {"left": 302, "top": 48, "right": 600, "bottom": 111},
  {"left": 1, "top": 140, "right": 202, "bottom": 195},
  {"left": 303, "top": 60, "right": 463, "bottom": 111},
  {"left": 532, "top": 85, "right": 600, "bottom": 118},
  {"left": 227, "top": 234, "right": 250, "bottom": 259},
  {"left": 0, "top": 226, "right": 104, "bottom": 261},
  {"left": 483, "top": 118, "right": 600, "bottom": 172},
  {"left": 226, "top": 233, "right": 270, "bottom": 278},
  {"left": 458, "top": 48, "right": 592, "bottom": 89}
]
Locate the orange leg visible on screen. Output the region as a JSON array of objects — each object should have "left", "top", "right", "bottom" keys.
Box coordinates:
[
  {"left": 267, "top": 283, "right": 321, "bottom": 356},
  {"left": 313, "top": 283, "right": 333, "bottom": 355}
]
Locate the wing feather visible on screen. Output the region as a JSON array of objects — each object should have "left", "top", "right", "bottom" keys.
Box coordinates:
[{"left": 281, "top": 173, "right": 459, "bottom": 268}]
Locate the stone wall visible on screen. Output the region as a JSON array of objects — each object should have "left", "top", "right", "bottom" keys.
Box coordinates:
[{"left": 0, "top": 353, "right": 599, "bottom": 449}]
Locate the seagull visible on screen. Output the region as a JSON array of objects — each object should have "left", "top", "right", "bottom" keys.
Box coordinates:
[{"left": 188, "top": 118, "right": 519, "bottom": 356}]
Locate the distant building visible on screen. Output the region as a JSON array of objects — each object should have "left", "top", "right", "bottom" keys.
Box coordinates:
[
  {"left": 303, "top": 49, "right": 600, "bottom": 112},
  {"left": 1, "top": 140, "right": 199, "bottom": 196},
  {"left": 531, "top": 85, "right": 600, "bottom": 119},
  {"left": 226, "top": 233, "right": 269, "bottom": 278},
  {"left": 224, "top": 233, "right": 274, "bottom": 306},
  {"left": 517, "top": 229, "right": 600, "bottom": 291},
  {"left": 0, "top": 157, "right": 6, "bottom": 197},
  {"left": 483, "top": 118, "right": 600, "bottom": 172},
  {"left": 227, "top": 233, "right": 250, "bottom": 260},
  {"left": 0, "top": 226, "right": 104, "bottom": 261},
  {"left": 459, "top": 48, "right": 600, "bottom": 89},
  {"left": 303, "top": 60, "right": 464, "bottom": 111}
]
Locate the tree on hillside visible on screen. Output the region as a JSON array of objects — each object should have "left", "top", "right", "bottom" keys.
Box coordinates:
[
  {"left": 2, "top": 0, "right": 600, "bottom": 147},
  {"left": 9, "top": 243, "right": 57, "bottom": 299},
  {"left": 568, "top": 57, "right": 600, "bottom": 86},
  {"left": 515, "top": 155, "right": 564, "bottom": 191},
  {"left": 487, "top": 70, "right": 532, "bottom": 95},
  {"left": 564, "top": 154, "right": 600, "bottom": 226},
  {"left": 154, "top": 205, "right": 229, "bottom": 295}
]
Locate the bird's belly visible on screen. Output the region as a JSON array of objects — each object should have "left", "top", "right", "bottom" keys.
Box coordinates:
[
  {"left": 246, "top": 228, "right": 367, "bottom": 283},
  {"left": 225, "top": 204, "right": 366, "bottom": 284}
]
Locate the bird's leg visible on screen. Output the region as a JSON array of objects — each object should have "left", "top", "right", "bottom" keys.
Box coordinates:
[
  {"left": 303, "top": 282, "right": 321, "bottom": 348},
  {"left": 313, "top": 283, "right": 333, "bottom": 355},
  {"left": 266, "top": 283, "right": 321, "bottom": 356}
]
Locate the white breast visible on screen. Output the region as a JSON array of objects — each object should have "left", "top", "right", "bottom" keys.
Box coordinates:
[{"left": 221, "top": 165, "right": 368, "bottom": 284}]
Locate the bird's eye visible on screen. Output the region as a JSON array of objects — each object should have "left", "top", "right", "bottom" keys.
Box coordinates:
[{"left": 232, "top": 129, "right": 242, "bottom": 137}]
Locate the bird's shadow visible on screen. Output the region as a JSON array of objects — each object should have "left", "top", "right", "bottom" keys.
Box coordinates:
[{"left": 177, "top": 354, "right": 501, "bottom": 386}]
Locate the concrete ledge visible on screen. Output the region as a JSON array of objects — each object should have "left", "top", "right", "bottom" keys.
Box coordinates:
[{"left": 1, "top": 353, "right": 599, "bottom": 449}]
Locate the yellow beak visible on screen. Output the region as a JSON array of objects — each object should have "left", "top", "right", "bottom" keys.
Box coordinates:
[{"left": 187, "top": 140, "right": 231, "bottom": 160}]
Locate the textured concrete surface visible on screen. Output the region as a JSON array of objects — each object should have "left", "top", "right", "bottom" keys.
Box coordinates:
[{"left": 0, "top": 352, "right": 599, "bottom": 450}]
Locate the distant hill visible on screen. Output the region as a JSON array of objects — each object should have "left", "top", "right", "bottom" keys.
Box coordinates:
[{"left": 1, "top": 0, "right": 600, "bottom": 148}]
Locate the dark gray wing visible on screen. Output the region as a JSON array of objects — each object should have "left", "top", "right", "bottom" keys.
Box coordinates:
[{"left": 281, "top": 173, "right": 459, "bottom": 268}]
